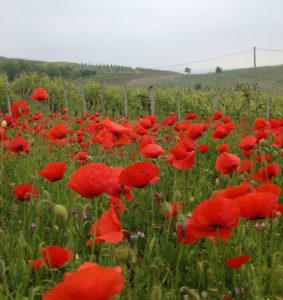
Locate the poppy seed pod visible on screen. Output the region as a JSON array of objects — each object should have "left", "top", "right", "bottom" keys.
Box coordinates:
[
  {"left": 150, "top": 285, "right": 162, "bottom": 300},
  {"left": 206, "top": 268, "right": 214, "bottom": 279},
  {"left": 53, "top": 204, "right": 68, "bottom": 220},
  {"left": 1, "top": 120, "right": 7, "bottom": 128},
  {"left": 188, "top": 289, "right": 200, "bottom": 300},
  {"left": 114, "top": 245, "right": 129, "bottom": 263},
  {"left": 173, "top": 190, "right": 182, "bottom": 202},
  {"left": 177, "top": 214, "right": 187, "bottom": 228},
  {"left": 160, "top": 202, "right": 171, "bottom": 216}
]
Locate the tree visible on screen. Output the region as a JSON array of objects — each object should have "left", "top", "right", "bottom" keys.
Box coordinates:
[
  {"left": 194, "top": 83, "right": 202, "bottom": 90},
  {"left": 184, "top": 67, "right": 191, "bottom": 74},
  {"left": 216, "top": 66, "right": 222, "bottom": 73}
]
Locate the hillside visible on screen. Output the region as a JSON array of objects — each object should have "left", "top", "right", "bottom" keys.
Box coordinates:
[{"left": 0, "top": 56, "right": 283, "bottom": 94}]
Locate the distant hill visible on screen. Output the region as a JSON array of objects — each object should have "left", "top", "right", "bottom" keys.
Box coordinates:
[{"left": 1, "top": 56, "right": 283, "bottom": 94}]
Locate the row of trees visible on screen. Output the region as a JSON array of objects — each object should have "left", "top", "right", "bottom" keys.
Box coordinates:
[{"left": 0, "top": 59, "right": 98, "bottom": 80}]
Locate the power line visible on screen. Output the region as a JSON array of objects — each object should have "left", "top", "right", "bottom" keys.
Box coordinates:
[
  {"left": 155, "top": 49, "right": 253, "bottom": 70},
  {"left": 257, "top": 48, "right": 283, "bottom": 52}
]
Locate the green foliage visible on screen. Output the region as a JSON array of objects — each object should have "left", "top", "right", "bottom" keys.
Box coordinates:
[{"left": 216, "top": 66, "right": 222, "bottom": 73}]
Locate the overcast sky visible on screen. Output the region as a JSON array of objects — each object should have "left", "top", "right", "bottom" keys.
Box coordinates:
[{"left": 0, "top": 0, "right": 283, "bottom": 73}]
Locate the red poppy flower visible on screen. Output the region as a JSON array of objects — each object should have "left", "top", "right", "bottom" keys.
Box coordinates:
[
  {"left": 41, "top": 245, "right": 73, "bottom": 268},
  {"left": 254, "top": 118, "right": 267, "bottom": 130},
  {"left": 106, "top": 167, "right": 132, "bottom": 201},
  {"left": 186, "top": 124, "right": 203, "bottom": 140},
  {"left": 165, "top": 143, "right": 195, "bottom": 170},
  {"left": 119, "top": 162, "right": 159, "bottom": 189},
  {"left": 87, "top": 206, "right": 123, "bottom": 245},
  {"left": 11, "top": 100, "right": 30, "bottom": 119},
  {"left": 139, "top": 143, "right": 164, "bottom": 158},
  {"left": 197, "top": 144, "right": 209, "bottom": 153},
  {"left": 238, "top": 136, "right": 257, "bottom": 151},
  {"left": 48, "top": 124, "right": 68, "bottom": 142},
  {"left": 185, "top": 113, "right": 197, "bottom": 120},
  {"left": 12, "top": 184, "right": 39, "bottom": 201},
  {"left": 215, "top": 152, "right": 240, "bottom": 176},
  {"left": 239, "top": 159, "right": 256, "bottom": 174},
  {"left": 38, "top": 162, "right": 66, "bottom": 182},
  {"left": 255, "top": 154, "right": 270, "bottom": 164},
  {"left": 211, "top": 124, "right": 230, "bottom": 139},
  {"left": 0, "top": 128, "right": 8, "bottom": 141},
  {"left": 8, "top": 137, "right": 30, "bottom": 153},
  {"left": 216, "top": 143, "right": 229, "bottom": 153},
  {"left": 211, "top": 111, "right": 222, "bottom": 121},
  {"left": 226, "top": 255, "right": 250, "bottom": 269},
  {"left": 66, "top": 163, "right": 113, "bottom": 199},
  {"left": 165, "top": 202, "right": 184, "bottom": 218},
  {"left": 187, "top": 197, "right": 240, "bottom": 242},
  {"left": 235, "top": 192, "right": 278, "bottom": 220},
  {"left": 43, "top": 262, "right": 124, "bottom": 300},
  {"left": 255, "top": 183, "right": 281, "bottom": 196},
  {"left": 213, "top": 182, "right": 255, "bottom": 199},
  {"left": 253, "top": 162, "right": 280, "bottom": 184},
  {"left": 109, "top": 196, "right": 127, "bottom": 217},
  {"left": 31, "top": 88, "right": 48, "bottom": 102}
]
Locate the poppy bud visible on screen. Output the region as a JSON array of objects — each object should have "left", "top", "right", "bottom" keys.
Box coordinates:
[
  {"left": 1, "top": 120, "right": 7, "bottom": 128},
  {"left": 188, "top": 289, "right": 200, "bottom": 300},
  {"left": 128, "top": 248, "right": 137, "bottom": 264},
  {"left": 215, "top": 178, "right": 220, "bottom": 188},
  {"left": 201, "top": 291, "right": 208, "bottom": 298},
  {"left": 259, "top": 138, "right": 265, "bottom": 146},
  {"left": 272, "top": 217, "right": 279, "bottom": 227},
  {"left": 173, "top": 190, "right": 181, "bottom": 202},
  {"left": 154, "top": 192, "right": 161, "bottom": 202},
  {"left": 150, "top": 285, "right": 162, "bottom": 300},
  {"left": 53, "top": 204, "right": 68, "bottom": 220},
  {"left": 160, "top": 202, "right": 171, "bottom": 216},
  {"left": 74, "top": 203, "right": 85, "bottom": 218},
  {"left": 206, "top": 268, "right": 214, "bottom": 279},
  {"left": 114, "top": 245, "right": 129, "bottom": 263},
  {"left": 197, "top": 261, "right": 204, "bottom": 273},
  {"left": 189, "top": 196, "right": 194, "bottom": 202},
  {"left": 177, "top": 214, "right": 187, "bottom": 228}
]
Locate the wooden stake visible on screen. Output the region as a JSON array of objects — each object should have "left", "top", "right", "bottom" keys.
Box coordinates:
[
  {"left": 148, "top": 85, "right": 155, "bottom": 115},
  {"left": 62, "top": 78, "right": 68, "bottom": 114},
  {"left": 124, "top": 84, "right": 128, "bottom": 117},
  {"left": 4, "top": 74, "right": 11, "bottom": 115},
  {"left": 80, "top": 80, "right": 87, "bottom": 115},
  {"left": 100, "top": 82, "right": 105, "bottom": 115},
  {"left": 177, "top": 92, "right": 181, "bottom": 122},
  {"left": 213, "top": 94, "right": 218, "bottom": 112}
]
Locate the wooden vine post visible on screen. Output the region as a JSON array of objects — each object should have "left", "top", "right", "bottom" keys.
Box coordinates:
[
  {"left": 4, "top": 73, "right": 11, "bottom": 115},
  {"left": 123, "top": 84, "right": 128, "bottom": 117},
  {"left": 80, "top": 79, "right": 87, "bottom": 115},
  {"left": 62, "top": 78, "right": 69, "bottom": 114},
  {"left": 177, "top": 92, "right": 181, "bottom": 122},
  {"left": 100, "top": 82, "right": 105, "bottom": 115},
  {"left": 148, "top": 85, "right": 155, "bottom": 115},
  {"left": 213, "top": 94, "right": 218, "bottom": 112}
]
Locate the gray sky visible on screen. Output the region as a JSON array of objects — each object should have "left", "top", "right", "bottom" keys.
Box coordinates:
[{"left": 1, "top": 0, "right": 283, "bottom": 73}]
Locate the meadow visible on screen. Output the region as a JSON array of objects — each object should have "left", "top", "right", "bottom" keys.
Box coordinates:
[{"left": 0, "top": 81, "right": 282, "bottom": 299}]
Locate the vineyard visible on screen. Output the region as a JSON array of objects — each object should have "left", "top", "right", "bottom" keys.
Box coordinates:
[
  {"left": 1, "top": 72, "right": 283, "bottom": 122},
  {"left": 1, "top": 56, "right": 283, "bottom": 93}
]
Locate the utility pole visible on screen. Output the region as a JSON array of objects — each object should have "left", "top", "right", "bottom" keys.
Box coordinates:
[{"left": 253, "top": 46, "right": 257, "bottom": 87}]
